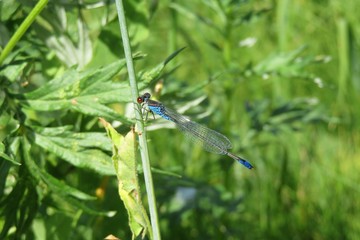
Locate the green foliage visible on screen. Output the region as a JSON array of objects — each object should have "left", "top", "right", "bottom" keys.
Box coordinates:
[
  {"left": 1, "top": 0, "right": 360, "bottom": 239},
  {"left": 102, "top": 119, "right": 152, "bottom": 239},
  {"left": 0, "top": 55, "right": 128, "bottom": 238}
]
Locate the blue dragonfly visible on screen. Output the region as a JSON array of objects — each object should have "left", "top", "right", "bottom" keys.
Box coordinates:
[{"left": 137, "top": 92, "right": 253, "bottom": 169}]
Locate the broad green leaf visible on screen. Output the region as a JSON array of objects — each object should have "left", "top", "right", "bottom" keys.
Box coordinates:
[
  {"left": 71, "top": 99, "right": 131, "bottom": 124},
  {"left": 101, "top": 118, "right": 152, "bottom": 240},
  {"left": 34, "top": 126, "right": 112, "bottom": 151},
  {"left": 24, "top": 60, "right": 125, "bottom": 100},
  {"left": 86, "top": 82, "right": 132, "bottom": 103},
  {"left": 32, "top": 125, "right": 73, "bottom": 135},
  {"left": 23, "top": 67, "right": 80, "bottom": 100},
  {"left": 33, "top": 127, "right": 114, "bottom": 175},
  {"left": 21, "top": 60, "right": 133, "bottom": 123}
]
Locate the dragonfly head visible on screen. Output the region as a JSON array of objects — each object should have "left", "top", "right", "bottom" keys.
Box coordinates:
[{"left": 137, "top": 92, "right": 151, "bottom": 104}]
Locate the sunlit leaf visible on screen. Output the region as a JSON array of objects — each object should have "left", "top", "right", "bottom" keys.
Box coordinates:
[
  {"left": 33, "top": 127, "right": 114, "bottom": 175},
  {"left": 101, "top": 118, "right": 152, "bottom": 240},
  {"left": 21, "top": 60, "right": 133, "bottom": 124}
]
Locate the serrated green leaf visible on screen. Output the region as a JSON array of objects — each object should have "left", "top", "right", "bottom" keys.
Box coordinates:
[
  {"left": 90, "top": 82, "right": 132, "bottom": 103},
  {"left": 24, "top": 68, "right": 79, "bottom": 100},
  {"left": 32, "top": 126, "right": 73, "bottom": 136},
  {"left": 71, "top": 98, "right": 133, "bottom": 124},
  {"left": 25, "top": 60, "right": 126, "bottom": 100},
  {"left": 33, "top": 127, "right": 114, "bottom": 175},
  {"left": 33, "top": 126, "right": 112, "bottom": 151},
  {"left": 20, "top": 60, "right": 133, "bottom": 122}
]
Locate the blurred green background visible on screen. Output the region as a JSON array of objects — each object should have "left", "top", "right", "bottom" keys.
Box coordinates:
[{"left": 1, "top": 0, "right": 360, "bottom": 239}]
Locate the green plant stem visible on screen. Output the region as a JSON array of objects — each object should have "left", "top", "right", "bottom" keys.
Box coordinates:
[
  {"left": 0, "top": 0, "right": 48, "bottom": 65},
  {"left": 276, "top": 0, "right": 289, "bottom": 52},
  {"left": 336, "top": 17, "right": 349, "bottom": 104},
  {"left": 114, "top": 0, "right": 160, "bottom": 239},
  {"left": 275, "top": 0, "right": 290, "bottom": 98}
]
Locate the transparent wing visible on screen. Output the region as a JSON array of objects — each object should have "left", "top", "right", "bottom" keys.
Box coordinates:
[{"left": 163, "top": 107, "right": 232, "bottom": 154}]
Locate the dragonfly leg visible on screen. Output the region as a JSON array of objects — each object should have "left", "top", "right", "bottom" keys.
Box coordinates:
[
  {"left": 145, "top": 110, "right": 155, "bottom": 121},
  {"left": 143, "top": 109, "right": 155, "bottom": 121},
  {"left": 150, "top": 111, "right": 155, "bottom": 120},
  {"left": 139, "top": 104, "right": 154, "bottom": 121}
]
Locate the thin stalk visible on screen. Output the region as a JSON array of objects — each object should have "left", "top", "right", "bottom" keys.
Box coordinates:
[
  {"left": 275, "top": 0, "right": 290, "bottom": 98},
  {"left": 0, "top": 0, "right": 49, "bottom": 65},
  {"left": 336, "top": 17, "right": 349, "bottom": 104},
  {"left": 276, "top": 0, "right": 289, "bottom": 51},
  {"left": 114, "top": 0, "right": 161, "bottom": 240}
]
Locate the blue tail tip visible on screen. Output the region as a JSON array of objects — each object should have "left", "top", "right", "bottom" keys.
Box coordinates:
[{"left": 238, "top": 159, "right": 254, "bottom": 170}]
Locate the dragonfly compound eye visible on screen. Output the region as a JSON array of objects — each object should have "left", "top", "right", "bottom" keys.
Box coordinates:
[{"left": 137, "top": 97, "right": 143, "bottom": 103}]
